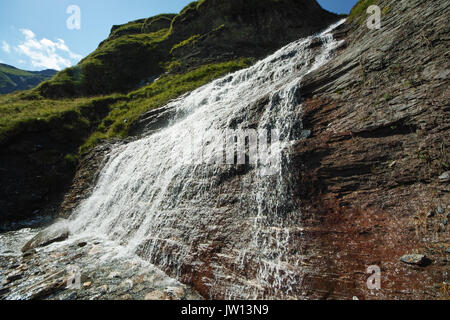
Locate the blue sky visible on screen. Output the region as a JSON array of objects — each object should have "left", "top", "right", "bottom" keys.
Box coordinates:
[{"left": 0, "top": 0, "right": 358, "bottom": 71}]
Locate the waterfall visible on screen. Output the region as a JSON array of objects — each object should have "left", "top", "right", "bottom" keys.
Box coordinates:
[{"left": 66, "top": 19, "right": 345, "bottom": 299}]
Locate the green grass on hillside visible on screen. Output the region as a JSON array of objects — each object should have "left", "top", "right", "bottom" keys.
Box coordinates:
[
  {"left": 347, "top": 0, "right": 378, "bottom": 23},
  {"left": 38, "top": 28, "right": 172, "bottom": 97},
  {"left": 171, "top": 34, "right": 201, "bottom": 53},
  {"left": 0, "top": 90, "right": 125, "bottom": 145},
  {"left": 110, "top": 21, "right": 145, "bottom": 38},
  {"left": 0, "top": 64, "right": 34, "bottom": 77},
  {"left": 0, "top": 58, "right": 252, "bottom": 155}
]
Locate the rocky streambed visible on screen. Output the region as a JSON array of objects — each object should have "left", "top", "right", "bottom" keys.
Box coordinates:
[{"left": 0, "top": 225, "right": 201, "bottom": 300}]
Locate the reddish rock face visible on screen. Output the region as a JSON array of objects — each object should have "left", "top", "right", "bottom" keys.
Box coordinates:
[
  {"left": 285, "top": 0, "right": 449, "bottom": 299},
  {"left": 287, "top": 116, "right": 449, "bottom": 299}
]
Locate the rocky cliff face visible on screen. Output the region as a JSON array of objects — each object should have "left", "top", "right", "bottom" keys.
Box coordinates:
[
  {"left": 287, "top": 0, "right": 449, "bottom": 299},
  {"left": 169, "top": 0, "right": 338, "bottom": 66}
]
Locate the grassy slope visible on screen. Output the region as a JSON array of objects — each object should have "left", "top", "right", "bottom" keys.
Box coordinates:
[
  {"left": 0, "top": 90, "right": 124, "bottom": 146},
  {"left": 0, "top": 58, "right": 252, "bottom": 156},
  {"left": 347, "top": 0, "right": 379, "bottom": 23},
  {"left": 38, "top": 27, "right": 172, "bottom": 97}
]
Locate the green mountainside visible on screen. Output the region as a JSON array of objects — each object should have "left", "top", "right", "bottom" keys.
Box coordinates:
[
  {"left": 38, "top": 0, "right": 337, "bottom": 98},
  {"left": 0, "top": 63, "right": 56, "bottom": 95}
]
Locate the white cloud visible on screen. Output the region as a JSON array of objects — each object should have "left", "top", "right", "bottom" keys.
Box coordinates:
[
  {"left": 15, "top": 28, "right": 82, "bottom": 70},
  {"left": 2, "top": 41, "right": 11, "bottom": 53},
  {"left": 22, "top": 29, "right": 35, "bottom": 39}
]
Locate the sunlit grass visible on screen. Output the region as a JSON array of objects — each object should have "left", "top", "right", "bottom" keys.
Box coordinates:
[
  {"left": 347, "top": 0, "right": 378, "bottom": 23},
  {"left": 0, "top": 58, "right": 252, "bottom": 154}
]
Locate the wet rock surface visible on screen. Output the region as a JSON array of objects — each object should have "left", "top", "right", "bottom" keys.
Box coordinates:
[
  {"left": 439, "top": 172, "right": 450, "bottom": 183},
  {"left": 59, "top": 142, "right": 124, "bottom": 218},
  {"left": 0, "top": 228, "right": 201, "bottom": 300},
  {"left": 21, "top": 224, "right": 70, "bottom": 252}
]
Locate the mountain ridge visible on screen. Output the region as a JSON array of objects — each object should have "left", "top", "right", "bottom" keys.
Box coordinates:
[
  {"left": 0, "top": 63, "right": 57, "bottom": 94},
  {"left": 37, "top": 0, "right": 338, "bottom": 98}
]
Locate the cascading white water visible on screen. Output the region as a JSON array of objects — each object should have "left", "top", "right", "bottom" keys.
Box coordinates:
[{"left": 66, "top": 20, "right": 345, "bottom": 299}]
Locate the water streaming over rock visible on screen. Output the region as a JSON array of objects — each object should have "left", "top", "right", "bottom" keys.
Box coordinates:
[{"left": 66, "top": 20, "right": 346, "bottom": 299}]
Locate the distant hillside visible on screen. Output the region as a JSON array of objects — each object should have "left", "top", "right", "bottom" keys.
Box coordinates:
[{"left": 0, "top": 64, "right": 57, "bottom": 94}]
